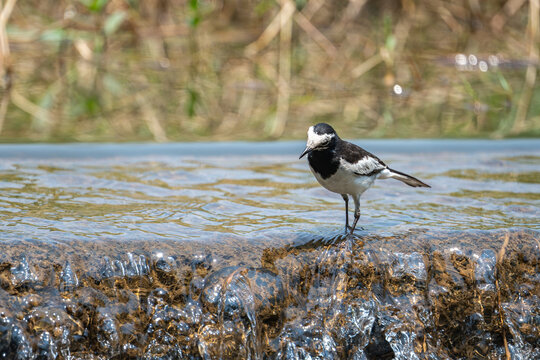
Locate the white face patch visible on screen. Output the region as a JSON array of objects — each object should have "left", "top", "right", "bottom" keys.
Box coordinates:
[{"left": 306, "top": 126, "right": 334, "bottom": 150}]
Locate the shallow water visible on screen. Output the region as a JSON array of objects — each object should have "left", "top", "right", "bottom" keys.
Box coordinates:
[{"left": 0, "top": 140, "right": 538, "bottom": 359}]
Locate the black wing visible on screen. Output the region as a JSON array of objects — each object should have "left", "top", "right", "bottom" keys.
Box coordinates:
[{"left": 338, "top": 140, "right": 387, "bottom": 176}]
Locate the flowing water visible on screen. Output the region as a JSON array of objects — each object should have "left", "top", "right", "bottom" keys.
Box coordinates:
[{"left": 0, "top": 140, "right": 538, "bottom": 359}]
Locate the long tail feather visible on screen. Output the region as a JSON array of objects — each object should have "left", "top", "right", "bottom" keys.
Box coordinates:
[{"left": 386, "top": 167, "right": 430, "bottom": 188}]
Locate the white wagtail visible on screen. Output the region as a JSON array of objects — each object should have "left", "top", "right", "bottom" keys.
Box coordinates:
[{"left": 299, "top": 123, "right": 430, "bottom": 233}]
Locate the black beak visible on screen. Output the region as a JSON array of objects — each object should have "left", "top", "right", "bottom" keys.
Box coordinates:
[{"left": 299, "top": 146, "right": 312, "bottom": 159}]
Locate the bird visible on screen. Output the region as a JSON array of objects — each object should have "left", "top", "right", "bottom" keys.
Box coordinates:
[{"left": 299, "top": 123, "right": 430, "bottom": 234}]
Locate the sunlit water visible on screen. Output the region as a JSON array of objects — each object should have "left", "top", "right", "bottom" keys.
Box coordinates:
[{"left": 0, "top": 140, "right": 538, "bottom": 359}]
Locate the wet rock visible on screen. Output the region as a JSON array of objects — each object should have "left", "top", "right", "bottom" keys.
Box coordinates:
[
  {"left": 98, "top": 257, "right": 119, "bottom": 279},
  {"left": 277, "top": 318, "right": 339, "bottom": 360},
  {"left": 363, "top": 320, "right": 394, "bottom": 360},
  {"left": 125, "top": 253, "right": 149, "bottom": 277},
  {"left": 474, "top": 249, "right": 496, "bottom": 291},
  {"left": 182, "top": 299, "right": 203, "bottom": 326},
  {"left": 36, "top": 331, "right": 57, "bottom": 360},
  {"left": 97, "top": 254, "right": 151, "bottom": 289},
  {"left": 0, "top": 229, "right": 537, "bottom": 358},
  {"left": 197, "top": 321, "right": 255, "bottom": 359},
  {"left": 449, "top": 249, "right": 476, "bottom": 288},
  {"left": 383, "top": 323, "right": 419, "bottom": 360},
  {"left": 24, "top": 305, "right": 79, "bottom": 347},
  {"left": 10, "top": 256, "right": 39, "bottom": 288},
  {"left": 189, "top": 275, "right": 206, "bottom": 299},
  {"left": 59, "top": 261, "right": 79, "bottom": 293},
  {"left": 19, "top": 294, "right": 40, "bottom": 312},
  {"left": 151, "top": 252, "right": 183, "bottom": 293},
  {"left": 201, "top": 266, "right": 285, "bottom": 324},
  {"left": 200, "top": 267, "right": 255, "bottom": 323},
  {"left": 191, "top": 252, "right": 216, "bottom": 278},
  {"left": 387, "top": 252, "right": 427, "bottom": 295},
  {"left": 94, "top": 310, "right": 120, "bottom": 354},
  {"left": 326, "top": 299, "right": 377, "bottom": 353},
  {"left": 189, "top": 252, "right": 217, "bottom": 299},
  {"left": 0, "top": 314, "right": 33, "bottom": 359},
  {"left": 147, "top": 288, "right": 170, "bottom": 313},
  {"left": 152, "top": 252, "right": 176, "bottom": 273},
  {"left": 144, "top": 335, "right": 185, "bottom": 359}
]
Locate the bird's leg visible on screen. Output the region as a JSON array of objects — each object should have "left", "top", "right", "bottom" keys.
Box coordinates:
[
  {"left": 350, "top": 209, "right": 361, "bottom": 233},
  {"left": 341, "top": 194, "right": 349, "bottom": 231},
  {"left": 350, "top": 196, "right": 361, "bottom": 233}
]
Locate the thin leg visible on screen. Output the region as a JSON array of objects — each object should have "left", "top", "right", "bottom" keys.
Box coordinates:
[
  {"left": 350, "top": 195, "right": 361, "bottom": 233},
  {"left": 341, "top": 194, "right": 349, "bottom": 230},
  {"left": 350, "top": 210, "right": 360, "bottom": 233}
]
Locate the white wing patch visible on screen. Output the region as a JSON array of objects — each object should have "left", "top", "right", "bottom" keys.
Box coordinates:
[{"left": 340, "top": 156, "right": 385, "bottom": 176}]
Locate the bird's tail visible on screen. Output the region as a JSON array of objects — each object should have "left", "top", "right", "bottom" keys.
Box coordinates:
[{"left": 384, "top": 168, "right": 431, "bottom": 188}]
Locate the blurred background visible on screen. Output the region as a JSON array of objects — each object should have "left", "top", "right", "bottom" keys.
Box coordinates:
[{"left": 0, "top": 0, "right": 538, "bottom": 142}]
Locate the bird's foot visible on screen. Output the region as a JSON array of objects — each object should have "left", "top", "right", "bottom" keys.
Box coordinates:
[{"left": 346, "top": 225, "right": 365, "bottom": 234}]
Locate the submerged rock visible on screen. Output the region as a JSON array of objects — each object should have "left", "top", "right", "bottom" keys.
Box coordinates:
[{"left": 0, "top": 229, "right": 537, "bottom": 359}]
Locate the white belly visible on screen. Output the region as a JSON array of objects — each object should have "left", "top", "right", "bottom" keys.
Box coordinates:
[{"left": 310, "top": 165, "right": 377, "bottom": 196}]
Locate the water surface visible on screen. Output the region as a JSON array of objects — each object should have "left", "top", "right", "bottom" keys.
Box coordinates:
[{"left": 0, "top": 140, "right": 538, "bottom": 241}]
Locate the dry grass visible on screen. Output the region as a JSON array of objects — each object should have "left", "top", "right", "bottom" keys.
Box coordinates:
[{"left": 0, "top": 0, "right": 538, "bottom": 142}]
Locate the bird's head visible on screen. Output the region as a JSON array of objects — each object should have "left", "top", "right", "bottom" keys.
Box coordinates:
[{"left": 299, "top": 123, "right": 338, "bottom": 159}]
